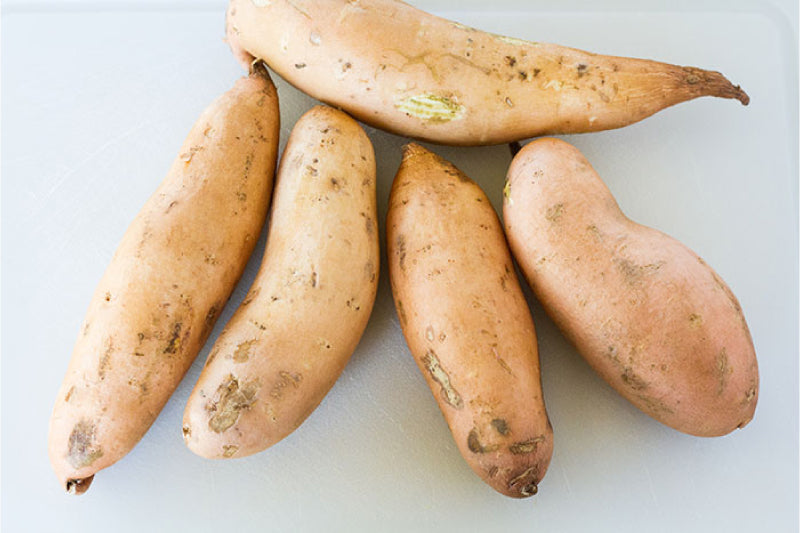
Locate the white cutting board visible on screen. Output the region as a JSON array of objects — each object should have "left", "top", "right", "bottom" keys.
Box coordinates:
[{"left": 2, "top": 1, "right": 797, "bottom": 531}]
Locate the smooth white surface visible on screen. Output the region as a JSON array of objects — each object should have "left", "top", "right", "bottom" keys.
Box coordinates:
[{"left": 1, "top": 1, "right": 798, "bottom": 531}]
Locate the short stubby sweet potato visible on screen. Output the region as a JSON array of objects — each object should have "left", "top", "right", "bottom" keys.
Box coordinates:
[
  {"left": 226, "top": 0, "right": 748, "bottom": 146},
  {"left": 48, "top": 66, "right": 280, "bottom": 494},
  {"left": 503, "top": 138, "right": 758, "bottom": 437},
  {"left": 182, "top": 105, "right": 379, "bottom": 459},
  {"left": 387, "top": 143, "right": 553, "bottom": 498}
]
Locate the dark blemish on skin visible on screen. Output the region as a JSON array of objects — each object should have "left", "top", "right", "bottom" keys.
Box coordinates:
[
  {"left": 222, "top": 445, "right": 239, "bottom": 458},
  {"left": 742, "top": 386, "right": 757, "bottom": 406},
  {"left": 270, "top": 371, "right": 302, "bottom": 400},
  {"left": 545, "top": 203, "right": 564, "bottom": 222},
  {"left": 364, "top": 261, "right": 376, "bottom": 283},
  {"left": 689, "top": 313, "right": 703, "bottom": 328},
  {"left": 508, "top": 466, "right": 539, "bottom": 496},
  {"left": 577, "top": 63, "right": 588, "bottom": 77},
  {"left": 249, "top": 319, "right": 267, "bottom": 331},
  {"left": 98, "top": 339, "right": 113, "bottom": 380},
  {"left": 330, "top": 178, "right": 340, "bottom": 191},
  {"left": 233, "top": 339, "right": 257, "bottom": 363},
  {"left": 294, "top": 63, "right": 307, "bottom": 69},
  {"left": 614, "top": 258, "right": 665, "bottom": 284},
  {"left": 396, "top": 300, "right": 408, "bottom": 325},
  {"left": 241, "top": 287, "right": 260, "bottom": 307},
  {"left": 621, "top": 367, "right": 648, "bottom": 390},
  {"left": 488, "top": 466, "right": 499, "bottom": 478},
  {"left": 67, "top": 420, "right": 104, "bottom": 469},
  {"left": 182, "top": 425, "right": 191, "bottom": 439},
  {"left": 504, "top": 56, "right": 517, "bottom": 67},
  {"left": 205, "top": 304, "right": 220, "bottom": 329},
  {"left": 207, "top": 375, "right": 260, "bottom": 433},
  {"left": 64, "top": 386, "right": 76, "bottom": 403},
  {"left": 509, "top": 435, "right": 546, "bottom": 455},
  {"left": 467, "top": 429, "right": 499, "bottom": 454},
  {"left": 637, "top": 394, "right": 674, "bottom": 415},
  {"left": 306, "top": 166, "right": 319, "bottom": 177},
  {"left": 205, "top": 348, "right": 219, "bottom": 367},
  {"left": 104, "top": 292, "right": 111, "bottom": 302},
  {"left": 439, "top": 160, "right": 471, "bottom": 183},
  {"left": 491, "top": 418, "right": 509, "bottom": 435},
  {"left": 311, "top": 271, "right": 318, "bottom": 288},
  {"left": 396, "top": 234, "right": 407, "bottom": 270},
  {"left": 163, "top": 322, "right": 182, "bottom": 354},
  {"left": 422, "top": 350, "right": 463, "bottom": 409}
]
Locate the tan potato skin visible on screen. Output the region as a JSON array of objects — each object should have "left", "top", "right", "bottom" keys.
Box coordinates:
[
  {"left": 182, "top": 106, "right": 378, "bottom": 459},
  {"left": 387, "top": 144, "right": 552, "bottom": 498},
  {"left": 47, "top": 67, "right": 280, "bottom": 494},
  {"left": 226, "top": 0, "right": 748, "bottom": 146},
  {"left": 503, "top": 138, "right": 758, "bottom": 437}
]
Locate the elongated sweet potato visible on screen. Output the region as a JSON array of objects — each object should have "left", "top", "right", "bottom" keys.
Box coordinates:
[
  {"left": 226, "top": 0, "right": 747, "bottom": 146},
  {"left": 387, "top": 143, "right": 553, "bottom": 498},
  {"left": 48, "top": 66, "right": 280, "bottom": 494},
  {"left": 182, "top": 105, "right": 378, "bottom": 459},
  {"left": 503, "top": 138, "right": 758, "bottom": 437}
]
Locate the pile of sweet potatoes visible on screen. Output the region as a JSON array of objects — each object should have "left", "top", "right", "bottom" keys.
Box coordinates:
[{"left": 49, "top": 0, "right": 756, "bottom": 498}]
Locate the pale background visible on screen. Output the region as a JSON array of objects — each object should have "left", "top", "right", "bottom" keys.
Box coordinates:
[{"left": 2, "top": 0, "right": 798, "bottom": 531}]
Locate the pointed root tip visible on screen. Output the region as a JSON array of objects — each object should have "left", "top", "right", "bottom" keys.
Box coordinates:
[
  {"left": 249, "top": 59, "right": 271, "bottom": 80},
  {"left": 65, "top": 475, "right": 94, "bottom": 496},
  {"left": 734, "top": 85, "right": 750, "bottom": 106},
  {"left": 401, "top": 142, "right": 428, "bottom": 160},
  {"left": 685, "top": 67, "right": 750, "bottom": 106}
]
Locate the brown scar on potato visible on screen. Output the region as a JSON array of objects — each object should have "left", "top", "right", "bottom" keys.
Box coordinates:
[
  {"left": 207, "top": 375, "right": 260, "bottom": 433},
  {"left": 689, "top": 313, "right": 703, "bottom": 328},
  {"left": 241, "top": 287, "right": 260, "bottom": 307},
  {"left": 396, "top": 299, "right": 408, "bottom": 325},
  {"left": 364, "top": 261, "right": 376, "bottom": 283},
  {"left": 396, "top": 234, "right": 407, "bottom": 270},
  {"left": 636, "top": 393, "right": 674, "bottom": 415},
  {"left": 614, "top": 257, "right": 665, "bottom": 284},
  {"left": 222, "top": 444, "right": 239, "bottom": 458},
  {"left": 545, "top": 203, "right": 564, "bottom": 222},
  {"left": 269, "top": 371, "right": 302, "bottom": 400},
  {"left": 467, "top": 429, "right": 499, "bottom": 454},
  {"left": 163, "top": 322, "right": 183, "bottom": 354},
  {"left": 67, "top": 419, "right": 103, "bottom": 469},
  {"left": 422, "top": 350, "right": 463, "bottom": 409},
  {"left": 98, "top": 339, "right": 114, "bottom": 380},
  {"left": 232, "top": 339, "right": 257, "bottom": 363},
  {"left": 507, "top": 466, "right": 539, "bottom": 496},
  {"left": 491, "top": 418, "right": 509, "bottom": 435},
  {"left": 509, "top": 435, "right": 546, "bottom": 454},
  {"left": 621, "top": 367, "right": 648, "bottom": 390}
]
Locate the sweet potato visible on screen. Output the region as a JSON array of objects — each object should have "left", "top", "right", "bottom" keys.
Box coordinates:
[
  {"left": 226, "top": 0, "right": 748, "bottom": 146},
  {"left": 387, "top": 143, "right": 553, "bottom": 498},
  {"left": 48, "top": 66, "right": 280, "bottom": 494},
  {"left": 503, "top": 138, "right": 758, "bottom": 437},
  {"left": 182, "top": 105, "right": 378, "bottom": 459}
]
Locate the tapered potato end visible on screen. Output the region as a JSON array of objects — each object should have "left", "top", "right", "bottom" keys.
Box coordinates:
[
  {"left": 65, "top": 475, "right": 94, "bottom": 496},
  {"left": 683, "top": 66, "right": 749, "bottom": 105}
]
